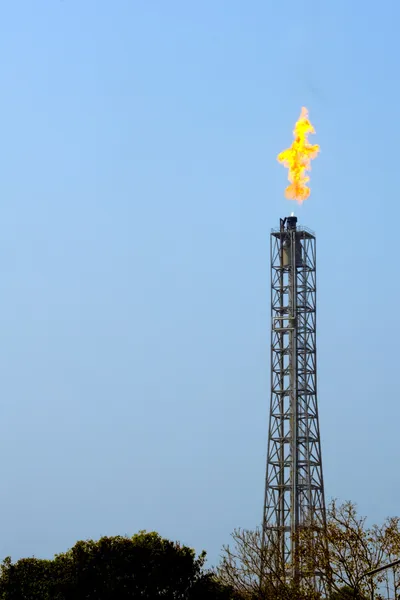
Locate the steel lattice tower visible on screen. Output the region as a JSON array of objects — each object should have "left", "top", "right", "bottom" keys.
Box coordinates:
[{"left": 261, "top": 215, "right": 327, "bottom": 590}]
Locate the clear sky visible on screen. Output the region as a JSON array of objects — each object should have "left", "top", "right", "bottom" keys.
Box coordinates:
[{"left": 0, "top": 0, "right": 399, "bottom": 568}]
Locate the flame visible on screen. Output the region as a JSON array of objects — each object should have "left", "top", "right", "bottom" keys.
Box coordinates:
[{"left": 277, "top": 107, "right": 319, "bottom": 204}]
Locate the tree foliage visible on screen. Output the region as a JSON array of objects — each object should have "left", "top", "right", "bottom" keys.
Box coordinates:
[
  {"left": 297, "top": 500, "right": 400, "bottom": 600},
  {"left": 0, "top": 531, "right": 234, "bottom": 599},
  {"left": 217, "top": 526, "right": 319, "bottom": 600},
  {"left": 217, "top": 501, "right": 400, "bottom": 600}
]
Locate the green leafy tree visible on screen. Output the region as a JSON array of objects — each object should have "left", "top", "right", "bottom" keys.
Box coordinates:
[
  {"left": 0, "top": 556, "right": 55, "bottom": 599},
  {"left": 329, "top": 586, "right": 365, "bottom": 600},
  {"left": 0, "top": 531, "right": 234, "bottom": 599}
]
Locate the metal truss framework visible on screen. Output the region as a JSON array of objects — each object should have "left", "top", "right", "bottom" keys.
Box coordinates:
[{"left": 262, "top": 217, "right": 327, "bottom": 591}]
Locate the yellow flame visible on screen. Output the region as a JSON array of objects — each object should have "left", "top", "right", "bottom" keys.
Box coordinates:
[{"left": 277, "top": 107, "right": 319, "bottom": 204}]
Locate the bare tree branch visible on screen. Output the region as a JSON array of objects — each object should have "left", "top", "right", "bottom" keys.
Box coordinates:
[{"left": 217, "top": 501, "right": 400, "bottom": 600}]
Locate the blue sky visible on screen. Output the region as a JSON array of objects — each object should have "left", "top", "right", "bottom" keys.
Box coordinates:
[{"left": 0, "top": 0, "right": 399, "bottom": 567}]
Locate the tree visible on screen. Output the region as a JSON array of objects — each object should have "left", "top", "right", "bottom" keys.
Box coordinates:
[
  {"left": 328, "top": 585, "right": 365, "bottom": 600},
  {"left": 324, "top": 503, "right": 400, "bottom": 600},
  {"left": 217, "top": 501, "right": 400, "bottom": 600},
  {"left": 216, "top": 527, "right": 318, "bottom": 600},
  {"left": 0, "top": 531, "right": 234, "bottom": 599},
  {"left": 0, "top": 556, "right": 55, "bottom": 600},
  {"left": 301, "top": 501, "right": 400, "bottom": 600}
]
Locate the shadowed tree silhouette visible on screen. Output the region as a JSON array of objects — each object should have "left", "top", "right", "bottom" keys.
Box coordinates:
[{"left": 0, "top": 531, "right": 235, "bottom": 599}]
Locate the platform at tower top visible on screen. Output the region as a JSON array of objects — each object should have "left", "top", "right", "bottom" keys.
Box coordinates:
[{"left": 271, "top": 224, "right": 315, "bottom": 239}]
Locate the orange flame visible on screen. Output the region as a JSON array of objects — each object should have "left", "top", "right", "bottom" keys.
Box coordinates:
[{"left": 277, "top": 107, "right": 319, "bottom": 204}]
